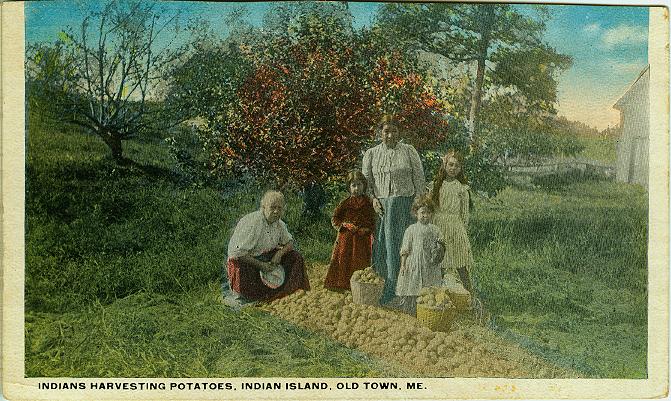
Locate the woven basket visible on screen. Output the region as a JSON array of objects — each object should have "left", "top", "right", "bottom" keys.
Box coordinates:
[
  {"left": 350, "top": 277, "right": 384, "bottom": 306},
  {"left": 442, "top": 275, "right": 471, "bottom": 311},
  {"left": 448, "top": 290, "right": 471, "bottom": 311},
  {"left": 416, "top": 304, "right": 457, "bottom": 332}
]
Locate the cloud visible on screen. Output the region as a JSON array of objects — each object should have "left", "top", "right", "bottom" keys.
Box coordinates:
[
  {"left": 584, "top": 22, "right": 601, "bottom": 34},
  {"left": 602, "top": 24, "right": 648, "bottom": 48}
]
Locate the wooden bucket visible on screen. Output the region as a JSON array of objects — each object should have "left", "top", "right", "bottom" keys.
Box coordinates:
[{"left": 350, "top": 277, "right": 384, "bottom": 306}]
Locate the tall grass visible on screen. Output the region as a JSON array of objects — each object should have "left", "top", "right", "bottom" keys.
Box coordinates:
[
  {"left": 25, "top": 109, "right": 338, "bottom": 312},
  {"left": 26, "top": 285, "right": 405, "bottom": 377},
  {"left": 471, "top": 182, "right": 647, "bottom": 378}
]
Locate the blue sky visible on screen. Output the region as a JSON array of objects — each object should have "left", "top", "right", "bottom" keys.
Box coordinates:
[
  {"left": 26, "top": 1, "right": 649, "bottom": 130},
  {"left": 541, "top": 5, "right": 649, "bottom": 129}
]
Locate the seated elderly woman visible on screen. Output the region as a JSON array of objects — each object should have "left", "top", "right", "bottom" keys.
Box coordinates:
[{"left": 226, "top": 190, "right": 310, "bottom": 302}]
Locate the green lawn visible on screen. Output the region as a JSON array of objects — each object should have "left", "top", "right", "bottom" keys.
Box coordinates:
[
  {"left": 576, "top": 134, "right": 618, "bottom": 164},
  {"left": 25, "top": 113, "right": 647, "bottom": 378},
  {"left": 26, "top": 286, "right": 405, "bottom": 377},
  {"left": 471, "top": 181, "right": 647, "bottom": 378}
]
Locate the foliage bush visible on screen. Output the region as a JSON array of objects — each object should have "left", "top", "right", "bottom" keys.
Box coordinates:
[{"left": 168, "top": 5, "right": 450, "bottom": 194}]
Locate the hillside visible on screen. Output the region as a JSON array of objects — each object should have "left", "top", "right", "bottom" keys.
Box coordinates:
[{"left": 25, "top": 113, "right": 647, "bottom": 378}]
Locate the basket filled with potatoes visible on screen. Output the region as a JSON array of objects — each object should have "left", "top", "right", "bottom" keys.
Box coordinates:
[
  {"left": 350, "top": 266, "right": 384, "bottom": 306},
  {"left": 416, "top": 287, "right": 458, "bottom": 332}
]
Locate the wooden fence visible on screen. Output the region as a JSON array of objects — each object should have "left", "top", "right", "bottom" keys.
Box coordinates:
[{"left": 502, "top": 159, "right": 615, "bottom": 179}]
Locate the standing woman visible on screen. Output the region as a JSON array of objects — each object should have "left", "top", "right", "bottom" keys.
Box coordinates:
[
  {"left": 430, "top": 150, "right": 474, "bottom": 292},
  {"left": 362, "top": 115, "right": 425, "bottom": 305}
]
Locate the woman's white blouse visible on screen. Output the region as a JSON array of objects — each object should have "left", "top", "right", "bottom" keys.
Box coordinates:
[
  {"left": 362, "top": 141, "right": 425, "bottom": 199},
  {"left": 227, "top": 210, "right": 293, "bottom": 259}
]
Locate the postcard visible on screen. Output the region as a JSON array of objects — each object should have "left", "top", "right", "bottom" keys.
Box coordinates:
[{"left": 3, "top": 0, "right": 669, "bottom": 399}]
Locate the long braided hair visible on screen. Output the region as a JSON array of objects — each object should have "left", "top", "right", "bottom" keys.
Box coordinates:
[{"left": 431, "top": 149, "right": 468, "bottom": 208}]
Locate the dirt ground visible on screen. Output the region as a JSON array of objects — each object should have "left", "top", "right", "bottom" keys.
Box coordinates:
[{"left": 258, "top": 264, "right": 581, "bottom": 378}]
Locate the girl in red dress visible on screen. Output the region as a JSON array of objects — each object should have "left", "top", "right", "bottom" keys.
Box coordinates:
[{"left": 324, "top": 171, "right": 377, "bottom": 290}]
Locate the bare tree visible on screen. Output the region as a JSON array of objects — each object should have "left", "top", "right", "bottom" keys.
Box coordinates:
[{"left": 28, "top": 1, "right": 182, "bottom": 163}]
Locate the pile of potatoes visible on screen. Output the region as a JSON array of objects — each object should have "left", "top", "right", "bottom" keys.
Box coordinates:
[
  {"left": 351, "top": 266, "right": 383, "bottom": 285},
  {"left": 257, "top": 266, "right": 573, "bottom": 378},
  {"left": 417, "top": 287, "right": 455, "bottom": 310}
]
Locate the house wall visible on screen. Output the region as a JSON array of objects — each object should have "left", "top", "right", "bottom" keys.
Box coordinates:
[{"left": 615, "top": 68, "right": 649, "bottom": 188}]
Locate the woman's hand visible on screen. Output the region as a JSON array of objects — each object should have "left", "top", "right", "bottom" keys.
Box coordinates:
[
  {"left": 270, "top": 253, "right": 283, "bottom": 266},
  {"left": 342, "top": 222, "right": 357, "bottom": 231},
  {"left": 260, "top": 261, "right": 275, "bottom": 273},
  {"left": 399, "top": 254, "right": 408, "bottom": 274},
  {"left": 372, "top": 198, "right": 384, "bottom": 215},
  {"left": 269, "top": 242, "right": 292, "bottom": 267}
]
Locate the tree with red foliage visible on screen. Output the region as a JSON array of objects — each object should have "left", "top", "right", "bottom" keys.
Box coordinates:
[{"left": 207, "top": 9, "right": 448, "bottom": 195}]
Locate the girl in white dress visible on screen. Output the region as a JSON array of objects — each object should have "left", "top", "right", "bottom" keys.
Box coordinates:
[
  {"left": 430, "top": 150, "right": 474, "bottom": 293},
  {"left": 395, "top": 195, "right": 445, "bottom": 315}
]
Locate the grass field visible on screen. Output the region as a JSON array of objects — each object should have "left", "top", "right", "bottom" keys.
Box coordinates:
[
  {"left": 25, "top": 113, "right": 647, "bottom": 378},
  {"left": 472, "top": 181, "right": 647, "bottom": 378},
  {"left": 576, "top": 134, "right": 619, "bottom": 163},
  {"left": 26, "top": 286, "right": 406, "bottom": 377}
]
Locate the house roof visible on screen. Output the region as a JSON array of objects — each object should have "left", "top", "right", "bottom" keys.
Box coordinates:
[{"left": 613, "top": 65, "right": 650, "bottom": 110}]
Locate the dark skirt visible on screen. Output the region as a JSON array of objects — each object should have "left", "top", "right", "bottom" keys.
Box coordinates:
[
  {"left": 372, "top": 196, "right": 415, "bottom": 304},
  {"left": 227, "top": 249, "right": 310, "bottom": 302}
]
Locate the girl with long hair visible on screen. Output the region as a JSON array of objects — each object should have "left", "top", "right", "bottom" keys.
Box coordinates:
[{"left": 430, "top": 149, "right": 474, "bottom": 292}]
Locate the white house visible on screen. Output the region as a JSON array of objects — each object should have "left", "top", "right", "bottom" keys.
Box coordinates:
[{"left": 613, "top": 65, "right": 649, "bottom": 188}]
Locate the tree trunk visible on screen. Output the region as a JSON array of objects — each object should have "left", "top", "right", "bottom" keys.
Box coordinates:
[
  {"left": 100, "top": 130, "right": 126, "bottom": 164},
  {"left": 467, "top": 5, "right": 495, "bottom": 144},
  {"left": 467, "top": 55, "right": 486, "bottom": 143},
  {"left": 301, "top": 182, "right": 327, "bottom": 219},
  {"left": 110, "top": 138, "right": 124, "bottom": 163}
]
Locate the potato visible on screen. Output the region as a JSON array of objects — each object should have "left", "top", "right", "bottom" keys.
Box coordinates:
[{"left": 435, "top": 292, "right": 446, "bottom": 303}]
